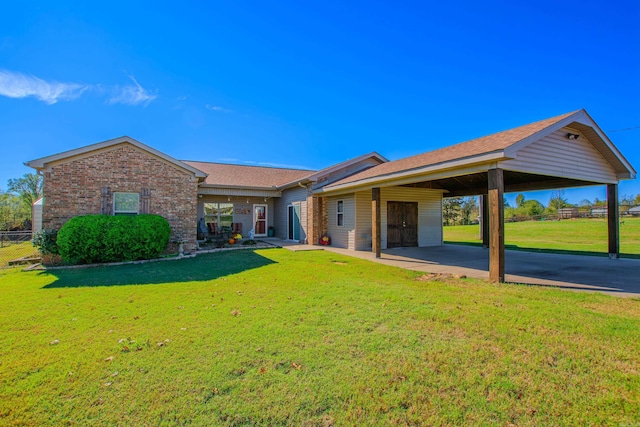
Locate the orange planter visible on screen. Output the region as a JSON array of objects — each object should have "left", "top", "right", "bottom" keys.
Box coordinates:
[{"left": 228, "top": 238, "right": 235, "bottom": 244}]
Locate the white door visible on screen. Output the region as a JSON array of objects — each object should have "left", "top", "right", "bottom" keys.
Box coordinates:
[{"left": 253, "top": 204, "right": 268, "bottom": 237}]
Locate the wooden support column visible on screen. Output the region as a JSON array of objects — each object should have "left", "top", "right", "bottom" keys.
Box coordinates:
[
  {"left": 607, "top": 183, "right": 620, "bottom": 259},
  {"left": 372, "top": 187, "right": 381, "bottom": 258},
  {"left": 488, "top": 169, "right": 505, "bottom": 282},
  {"left": 480, "top": 194, "right": 489, "bottom": 248}
]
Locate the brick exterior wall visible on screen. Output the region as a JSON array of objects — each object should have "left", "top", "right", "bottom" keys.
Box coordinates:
[{"left": 42, "top": 143, "right": 200, "bottom": 252}]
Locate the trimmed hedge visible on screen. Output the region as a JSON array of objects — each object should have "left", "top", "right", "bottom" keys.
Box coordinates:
[{"left": 57, "top": 214, "right": 171, "bottom": 264}]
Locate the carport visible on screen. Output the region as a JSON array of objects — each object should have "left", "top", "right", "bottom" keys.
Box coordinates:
[{"left": 321, "top": 109, "right": 636, "bottom": 282}]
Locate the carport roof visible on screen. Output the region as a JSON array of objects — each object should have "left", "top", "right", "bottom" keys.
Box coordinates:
[{"left": 322, "top": 109, "right": 636, "bottom": 192}]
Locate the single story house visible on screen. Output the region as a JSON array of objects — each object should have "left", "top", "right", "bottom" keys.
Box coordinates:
[
  {"left": 26, "top": 109, "right": 636, "bottom": 282},
  {"left": 629, "top": 206, "right": 640, "bottom": 216}
]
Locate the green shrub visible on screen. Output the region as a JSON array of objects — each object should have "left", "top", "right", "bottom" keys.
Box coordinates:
[
  {"left": 32, "top": 229, "right": 59, "bottom": 255},
  {"left": 57, "top": 214, "right": 171, "bottom": 264}
]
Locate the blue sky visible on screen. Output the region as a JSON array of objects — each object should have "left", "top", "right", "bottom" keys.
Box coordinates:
[{"left": 1, "top": 1, "right": 638, "bottom": 206}]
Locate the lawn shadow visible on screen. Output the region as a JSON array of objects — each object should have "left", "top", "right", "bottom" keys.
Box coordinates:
[{"left": 41, "top": 250, "right": 276, "bottom": 289}]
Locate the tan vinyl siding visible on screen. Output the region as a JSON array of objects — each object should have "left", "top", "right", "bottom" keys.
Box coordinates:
[
  {"left": 327, "top": 195, "right": 355, "bottom": 249},
  {"left": 501, "top": 128, "right": 618, "bottom": 183},
  {"left": 299, "top": 200, "right": 308, "bottom": 243},
  {"left": 275, "top": 186, "right": 308, "bottom": 241},
  {"left": 354, "top": 191, "right": 373, "bottom": 250},
  {"left": 380, "top": 187, "right": 442, "bottom": 249}
]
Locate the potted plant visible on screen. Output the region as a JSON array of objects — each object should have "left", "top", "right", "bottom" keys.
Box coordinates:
[{"left": 320, "top": 234, "right": 331, "bottom": 246}]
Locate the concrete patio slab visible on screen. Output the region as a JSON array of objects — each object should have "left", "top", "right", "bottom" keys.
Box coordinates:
[{"left": 323, "top": 244, "right": 640, "bottom": 297}]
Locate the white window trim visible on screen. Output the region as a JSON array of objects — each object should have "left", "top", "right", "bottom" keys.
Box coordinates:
[
  {"left": 337, "top": 200, "right": 344, "bottom": 227},
  {"left": 113, "top": 192, "right": 140, "bottom": 215}
]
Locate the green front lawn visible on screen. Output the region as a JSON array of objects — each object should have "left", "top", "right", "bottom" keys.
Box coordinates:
[
  {"left": 1, "top": 249, "right": 639, "bottom": 426},
  {"left": 444, "top": 217, "right": 640, "bottom": 256}
]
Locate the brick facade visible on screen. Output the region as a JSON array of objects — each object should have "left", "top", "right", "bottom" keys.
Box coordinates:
[{"left": 42, "top": 143, "right": 200, "bottom": 252}]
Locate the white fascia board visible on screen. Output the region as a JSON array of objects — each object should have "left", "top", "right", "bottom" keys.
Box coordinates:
[
  {"left": 503, "top": 110, "right": 636, "bottom": 179},
  {"left": 317, "top": 160, "right": 501, "bottom": 197},
  {"left": 199, "top": 183, "right": 281, "bottom": 191},
  {"left": 502, "top": 110, "right": 583, "bottom": 158},
  {"left": 198, "top": 187, "right": 282, "bottom": 197},
  {"left": 579, "top": 110, "right": 637, "bottom": 179},
  {"left": 318, "top": 152, "right": 506, "bottom": 194},
  {"left": 276, "top": 178, "right": 314, "bottom": 191}
]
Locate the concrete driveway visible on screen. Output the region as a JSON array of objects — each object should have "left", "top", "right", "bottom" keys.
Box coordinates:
[{"left": 323, "top": 244, "right": 640, "bottom": 297}]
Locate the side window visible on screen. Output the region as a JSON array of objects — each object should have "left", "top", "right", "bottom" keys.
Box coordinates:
[
  {"left": 337, "top": 200, "right": 344, "bottom": 226},
  {"left": 113, "top": 192, "right": 140, "bottom": 215}
]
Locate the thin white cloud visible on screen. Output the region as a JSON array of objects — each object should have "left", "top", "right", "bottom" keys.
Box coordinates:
[
  {"left": 108, "top": 74, "right": 157, "bottom": 106},
  {"left": 205, "top": 104, "right": 232, "bottom": 113},
  {"left": 177, "top": 95, "right": 187, "bottom": 101},
  {"left": 0, "top": 69, "right": 158, "bottom": 107},
  {"left": 0, "top": 69, "right": 88, "bottom": 104}
]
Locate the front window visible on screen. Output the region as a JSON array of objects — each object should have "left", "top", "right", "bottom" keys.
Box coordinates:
[
  {"left": 204, "top": 203, "right": 233, "bottom": 230},
  {"left": 337, "top": 200, "right": 344, "bottom": 226},
  {"left": 113, "top": 192, "right": 139, "bottom": 215}
]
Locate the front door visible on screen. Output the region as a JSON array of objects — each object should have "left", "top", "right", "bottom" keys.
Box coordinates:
[
  {"left": 287, "top": 204, "right": 301, "bottom": 241},
  {"left": 253, "top": 204, "right": 268, "bottom": 237},
  {"left": 387, "top": 201, "right": 418, "bottom": 248}
]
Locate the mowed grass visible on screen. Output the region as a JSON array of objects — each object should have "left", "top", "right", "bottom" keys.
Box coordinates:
[
  {"left": 1, "top": 249, "right": 639, "bottom": 426},
  {"left": 0, "top": 241, "right": 39, "bottom": 267},
  {"left": 444, "top": 217, "right": 640, "bottom": 256}
]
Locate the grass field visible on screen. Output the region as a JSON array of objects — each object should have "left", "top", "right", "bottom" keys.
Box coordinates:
[
  {"left": 444, "top": 217, "right": 640, "bottom": 257},
  {"left": 1, "top": 249, "right": 639, "bottom": 426},
  {"left": 0, "top": 241, "right": 39, "bottom": 268}
]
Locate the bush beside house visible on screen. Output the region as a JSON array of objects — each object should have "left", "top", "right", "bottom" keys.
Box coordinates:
[{"left": 56, "top": 214, "right": 171, "bottom": 264}]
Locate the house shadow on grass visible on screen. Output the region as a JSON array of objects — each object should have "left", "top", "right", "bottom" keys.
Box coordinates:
[{"left": 41, "top": 250, "right": 276, "bottom": 289}]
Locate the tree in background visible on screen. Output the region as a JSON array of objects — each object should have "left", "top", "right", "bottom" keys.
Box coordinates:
[
  {"left": 515, "top": 193, "right": 525, "bottom": 208},
  {"left": 442, "top": 197, "right": 463, "bottom": 226},
  {"left": 547, "top": 190, "right": 569, "bottom": 213},
  {"left": 0, "top": 190, "right": 30, "bottom": 230},
  {"left": 1, "top": 173, "right": 43, "bottom": 230},
  {"left": 7, "top": 173, "right": 43, "bottom": 212},
  {"left": 460, "top": 197, "right": 478, "bottom": 225}
]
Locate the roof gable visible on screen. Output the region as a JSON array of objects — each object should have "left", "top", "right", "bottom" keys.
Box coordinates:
[
  {"left": 26, "top": 136, "right": 208, "bottom": 179},
  {"left": 325, "top": 110, "right": 635, "bottom": 190}
]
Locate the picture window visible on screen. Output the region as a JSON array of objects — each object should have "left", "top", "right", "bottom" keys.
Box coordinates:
[{"left": 113, "top": 192, "right": 139, "bottom": 215}]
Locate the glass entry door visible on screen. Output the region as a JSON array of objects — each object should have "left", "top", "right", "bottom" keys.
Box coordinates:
[
  {"left": 287, "top": 204, "right": 301, "bottom": 241},
  {"left": 253, "top": 204, "right": 267, "bottom": 236}
]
